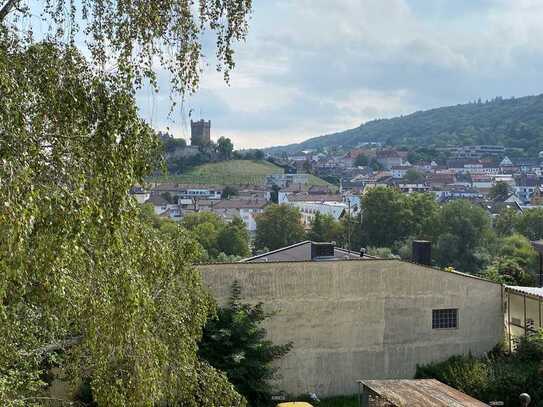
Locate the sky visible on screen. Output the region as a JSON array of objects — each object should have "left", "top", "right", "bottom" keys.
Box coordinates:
[{"left": 47, "top": 1, "right": 543, "bottom": 149}]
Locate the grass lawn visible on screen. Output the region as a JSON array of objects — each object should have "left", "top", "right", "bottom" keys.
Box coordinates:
[{"left": 149, "top": 159, "right": 333, "bottom": 187}]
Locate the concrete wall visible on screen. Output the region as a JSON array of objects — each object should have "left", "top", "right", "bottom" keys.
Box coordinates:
[{"left": 199, "top": 259, "right": 504, "bottom": 397}]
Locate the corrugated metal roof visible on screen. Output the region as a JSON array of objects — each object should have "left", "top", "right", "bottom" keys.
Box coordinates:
[
  {"left": 506, "top": 285, "right": 543, "bottom": 299},
  {"left": 361, "top": 379, "right": 489, "bottom": 407}
]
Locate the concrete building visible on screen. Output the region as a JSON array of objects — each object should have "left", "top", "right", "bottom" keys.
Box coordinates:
[
  {"left": 288, "top": 200, "right": 347, "bottom": 226},
  {"left": 190, "top": 119, "right": 211, "bottom": 146},
  {"left": 199, "top": 259, "right": 503, "bottom": 397}
]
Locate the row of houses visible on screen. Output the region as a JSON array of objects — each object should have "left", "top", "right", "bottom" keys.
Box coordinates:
[{"left": 134, "top": 182, "right": 359, "bottom": 234}]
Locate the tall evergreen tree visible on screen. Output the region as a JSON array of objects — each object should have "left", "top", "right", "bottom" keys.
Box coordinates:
[{"left": 199, "top": 282, "right": 292, "bottom": 407}]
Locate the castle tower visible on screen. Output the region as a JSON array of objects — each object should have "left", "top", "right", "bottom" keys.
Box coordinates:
[{"left": 190, "top": 119, "right": 211, "bottom": 146}]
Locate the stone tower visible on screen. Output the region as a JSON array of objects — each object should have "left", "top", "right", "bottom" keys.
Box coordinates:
[{"left": 190, "top": 119, "right": 211, "bottom": 146}]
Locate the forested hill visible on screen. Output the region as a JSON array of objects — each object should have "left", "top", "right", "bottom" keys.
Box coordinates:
[{"left": 267, "top": 94, "right": 543, "bottom": 155}]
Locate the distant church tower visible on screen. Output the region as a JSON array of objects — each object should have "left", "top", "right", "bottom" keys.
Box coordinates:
[{"left": 190, "top": 119, "right": 211, "bottom": 146}]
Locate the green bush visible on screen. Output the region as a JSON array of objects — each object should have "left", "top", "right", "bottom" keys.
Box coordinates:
[{"left": 416, "top": 332, "right": 543, "bottom": 406}]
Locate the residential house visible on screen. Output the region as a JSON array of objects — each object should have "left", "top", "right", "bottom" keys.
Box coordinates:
[
  {"left": 211, "top": 198, "right": 268, "bottom": 234},
  {"left": 130, "top": 186, "right": 150, "bottom": 204},
  {"left": 289, "top": 200, "right": 348, "bottom": 227},
  {"left": 391, "top": 166, "right": 412, "bottom": 179},
  {"left": 376, "top": 149, "right": 409, "bottom": 170},
  {"left": 514, "top": 175, "right": 540, "bottom": 204},
  {"left": 145, "top": 195, "right": 182, "bottom": 220},
  {"left": 242, "top": 241, "right": 366, "bottom": 262}
]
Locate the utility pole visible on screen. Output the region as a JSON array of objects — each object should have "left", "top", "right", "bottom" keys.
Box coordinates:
[{"left": 347, "top": 198, "right": 352, "bottom": 254}]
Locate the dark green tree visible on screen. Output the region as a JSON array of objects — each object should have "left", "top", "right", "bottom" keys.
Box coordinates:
[
  {"left": 489, "top": 181, "right": 511, "bottom": 201},
  {"left": 516, "top": 208, "right": 543, "bottom": 241},
  {"left": 222, "top": 185, "right": 240, "bottom": 199},
  {"left": 307, "top": 212, "right": 344, "bottom": 243},
  {"left": 217, "top": 217, "right": 251, "bottom": 257},
  {"left": 404, "top": 169, "right": 425, "bottom": 183},
  {"left": 354, "top": 154, "right": 369, "bottom": 167},
  {"left": 218, "top": 137, "right": 234, "bottom": 160},
  {"left": 494, "top": 207, "right": 519, "bottom": 236},
  {"left": 255, "top": 204, "right": 305, "bottom": 250},
  {"left": 361, "top": 187, "right": 412, "bottom": 247},
  {"left": 435, "top": 200, "right": 493, "bottom": 273},
  {"left": 405, "top": 193, "right": 439, "bottom": 239},
  {"left": 199, "top": 282, "right": 292, "bottom": 407}
]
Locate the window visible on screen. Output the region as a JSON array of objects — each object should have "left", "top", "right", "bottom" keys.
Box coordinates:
[{"left": 432, "top": 309, "right": 458, "bottom": 329}]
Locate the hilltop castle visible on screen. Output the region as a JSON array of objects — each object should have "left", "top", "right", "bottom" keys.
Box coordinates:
[{"left": 190, "top": 119, "right": 211, "bottom": 146}]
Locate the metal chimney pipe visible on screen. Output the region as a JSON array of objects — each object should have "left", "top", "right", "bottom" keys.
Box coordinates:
[{"left": 412, "top": 240, "right": 432, "bottom": 266}]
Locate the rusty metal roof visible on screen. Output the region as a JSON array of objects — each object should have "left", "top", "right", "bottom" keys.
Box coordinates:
[{"left": 361, "top": 379, "right": 489, "bottom": 407}]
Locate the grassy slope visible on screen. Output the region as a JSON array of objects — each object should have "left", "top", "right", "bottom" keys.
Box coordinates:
[{"left": 149, "top": 160, "right": 332, "bottom": 187}]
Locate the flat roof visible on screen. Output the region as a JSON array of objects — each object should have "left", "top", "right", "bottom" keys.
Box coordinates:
[{"left": 360, "top": 379, "right": 488, "bottom": 407}]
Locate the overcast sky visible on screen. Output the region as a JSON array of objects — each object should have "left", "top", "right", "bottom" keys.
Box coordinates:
[{"left": 136, "top": 0, "right": 543, "bottom": 149}]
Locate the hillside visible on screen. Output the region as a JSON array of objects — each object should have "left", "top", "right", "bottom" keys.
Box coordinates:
[
  {"left": 267, "top": 94, "right": 543, "bottom": 155},
  {"left": 149, "top": 159, "right": 332, "bottom": 186}
]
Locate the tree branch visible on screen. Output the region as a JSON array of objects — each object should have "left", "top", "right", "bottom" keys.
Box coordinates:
[
  {"left": 20, "top": 335, "right": 84, "bottom": 357},
  {"left": 0, "top": 0, "right": 20, "bottom": 22}
]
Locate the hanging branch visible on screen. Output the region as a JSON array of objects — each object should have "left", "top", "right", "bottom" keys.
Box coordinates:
[{"left": 0, "top": 0, "right": 20, "bottom": 22}]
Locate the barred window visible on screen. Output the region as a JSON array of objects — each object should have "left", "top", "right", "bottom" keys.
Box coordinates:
[{"left": 432, "top": 309, "right": 458, "bottom": 329}]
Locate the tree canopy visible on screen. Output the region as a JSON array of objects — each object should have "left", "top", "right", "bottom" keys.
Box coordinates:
[
  {"left": 307, "top": 212, "right": 344, "bottom": 243},
  {"left": 255, "top": 204, "right": 305, "bottom": 250},
  {"left": 1, "top": 1, "right": 252, "bottom": 405}
]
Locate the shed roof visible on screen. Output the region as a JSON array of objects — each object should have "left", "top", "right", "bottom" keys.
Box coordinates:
[
  {"left": 505, "top": 285, "right": 543, "bottom": 299},
  {"left": 361, "top": 379, "right": 488, "bottom": 407}
]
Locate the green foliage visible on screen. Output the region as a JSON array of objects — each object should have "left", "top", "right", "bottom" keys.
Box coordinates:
[
  {"left": 416, "top": 331, "right": 543, "bottom": 406},
  {"left": 354, "top": 154, "right": 369, "bottom": 167},
  {"left": 217, "top": 137, "right": 235, "bottom": 160},
  {"left": 516, "top": 208, "right": 543, "bottom": 241},
  {"left": 199, "top": 282, "right": 292, "bottom": 407},
  {"left": 222, "top": 185, "right": 240, "bottom": 199},
  {"left": 255, "top": 204, "right": 305, "bottom": 250},
  {"left": 217, "top": 217, "right": 251, "bottom": 258},
  {"left": 361, "top": 187, "right": 413, "bottom": 247},
  {"left": 494, "top": 207, "right": 519, "bottom": 236},
  {"left": 489, "top": 181, "right": 511, "bottom": 201},
  {"left": 367, "top": 247, "right": 400, "bottom": 259},
  {"left": 0, "top": 39, "right": 245, "bottom": 406},
  {"left": 406, "top": 193, "right": 439, "bottom": 240},
  {"left": 307, "top": 212, "right": 344, "bottom": 243},
  {"left": 482, "top": 234, "right": 538, "bottom": 285},
  {"left": 271, "top": 95, "right": 543, "bottom": 156},
  {"left": 404, "top": 169, "right": 425, "bottom": 183},
  {"left": 482, "top": 258, "right": 534, "bottom": 286},
  {"left": 182, "top": 213, "right": 250, "bottom": 260},
  {"left": 434, "top": 200, "right": 493, "bottom": 273},
  {"left": 359, "top": 189, "right": 439, "bottom": 255},
  {"left": 3, "top": 0, "right": 252, "bottom": 96}
]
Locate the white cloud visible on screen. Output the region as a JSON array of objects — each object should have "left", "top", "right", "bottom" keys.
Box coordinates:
[{"left": 137, "top": 0, "right": 543, "bottom": 148}]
